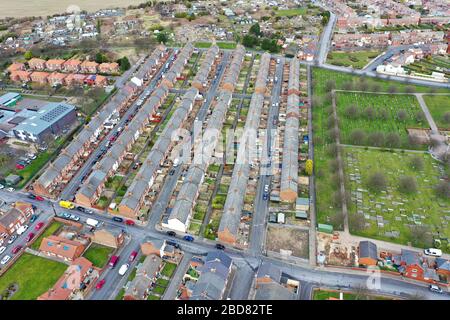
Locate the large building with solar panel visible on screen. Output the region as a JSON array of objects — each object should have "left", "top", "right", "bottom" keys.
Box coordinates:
[{"left": 11, "top": 102, "right": 77, "bottom": 143}]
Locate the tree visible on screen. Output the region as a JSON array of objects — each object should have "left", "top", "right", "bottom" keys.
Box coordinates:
[
  {"left": 409, "top": 225, "right": 432, "bottom": 247},
  {"left": 371, "top": 83, "right": 381, "bottom": 92},
  {"left": 95, "top": 52, "right": 108, "bottom": 64},
  {"left": 342, "top": 81, "right": 353, "bottom": 91},
  {"left": 443, "top": 112, "right": 450, "bottom": 124},
  {"left": 156, "top": 32, "right": 169, "bottom": 44},
  {"left": 260, "top": 38, "right": 280, "bottom": 53},
  {"left": 398, "top": 176, "right": 417, "bottom": 194},
  {"left": 242, "top": 34, "right": 258, "bottom": 48},
  {"left": 349, "top": 129, "right": 366, "bottom": 145},
  {"left": 117, "top": 56, "right": 131, "bottom": 72},
  {"left": 378, "top": 109, "right": 389, "bottom": 120},
  {"left": 249, "top": 23, "right": 261, "bottom": 36},
  {"left": 305, "top": 159, "right": 313, "bottom": 176},
  {"left": 405, "top": 85, "right": 415, "bottom": 94},
  {"left": 388, "top": 85, "right": 397, "bottom": 94},
  {"left": 396, "top": 109, "right": 407, "bottom": 122},
  {"left": 24, "top": 50, "right": 33, "bottom": 60},
  {"left": 367, "top": 132, "right": 384, "bottom": 147},
  {"left": 325, "top": 80, "right": 336, "bottom": 92},
  {"left": 350, "top": 213, "right": 366, "bottom": 233},
  {"left": 364, "top": 107, "right": 375, "bottom": 120},
  {"left": 435, "top": 181, "right": 450, "bottom": 199},
  {"left": 415, "top": 111, "right": 425, "bottom": 123},
  {"left": 410, "top": 156, "right": 424, "bottom": 171},
  {"left": 367, "top": 172, "right": 387, "bottom": 193},
  {"left": 385, "top": 132, "right": 401, "bottom": 148},
  {"left": 344, "top": 105, "right": 359, "bottom": 119}
]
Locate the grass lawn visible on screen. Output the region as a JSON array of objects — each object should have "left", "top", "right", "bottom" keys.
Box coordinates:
[
  {"left": 194, "top": 42, "right": 237, "bottom": 49},
  {"left": 0, "top": 253, "right": 67, "bottom": 300},
  {"left": 152, "top": 284, "right": 166, "bottom": 295},
  {"left": 82, "top": 244, "right": 115, "bottom": 268},
  {"left": 313, "top": 289, "right": 392, "bottom": 300},
  {"left": 327, "top": 50, "right": 380, "bottom": 69},
  {"left": 336, "top": 92, "right": 427, "bottom": 149},
  {"left": 147, "top": 294, "right": 160, "bottom": 300},
  {"left": 161, "top": 262, "right": 177, "bottom": 278},
  {"left": 156, "top": 278, "right": 170, "bottom": 287},
  {"left": 423, "top": 95, "right": 450, "bottom": 130},
  {"left": 115, "top": 288, "right": 125, "bottom": 300},
  {"left": 30, "top": 221, "right": 63, "bottom": 250},
  {"left": 275, "top": 8, "right": 307, "bottom": 17},
  {"left": 345, "top": 148, "right": 449, "bottom": 248}
]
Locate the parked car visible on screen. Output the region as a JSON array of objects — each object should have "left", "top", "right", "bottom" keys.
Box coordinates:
[
  {"left": 30, "top": 215, "right": 38, "bottom": 223},
  {"left": 12, "top": 245, "right": 22, "bottom": 255},
  {"left": 26, "top": 232, "right": 35, "bottom": 242},
  {"left": 0, "top": 184, "right": 4, "bottom": 190},
  {"left": 125, "top": 220, "right": 135, "bottom": 226},
  {"left": 166, "top": 240, "right": 180, "bottom": 249},
  {"left": 27, "top": 193, "right": 36, "bottom": 200},
  {"left": 166, "top": 231, "right": 176, "bottom": 237},
  {"left": 7, "top": 235, "right": 17, "bottom": 244},
  {"left": 118, "top": 264, "right": 129, "bottom": 276},
  {"left": 1, "top": 255, "right": 11, "bottom": 265},
  {"left": 112, "top": 216, "right": 123, "bottom": 223},
  {"left": 35, "top": 222, "right": 44, "bottom": 230},
  {"left": 215, "top": 243, "right": 225, "bottom": 250},
  {"left": 0, "top": 246, "right": 6, "bottom": 254},
  {"left": 16, "top": 225, "right": 29, "bottom": 235},
  {"left": 109, "top": 255, "right": 119, "bottom": 268},
  {"left": 96, "top": 279, "right": 106, "bottom": 290},
  {"left": 35, "top": 195, "right": 44, "bottom": 201},
  {"left": 429, "top": 284, "right": 443, "bottom": 294},
  {"left": 6, "top": 187, "right": 15, "bottom": 192},
  {"left": 424, "top": 248, "right": 442, "bottom": 257},
  {"left": 15, "top": 164, "right": 25, "bottom": 170},
  {"left": 183, "top": 235, "right": 194, "bottom": 242},
  {"left": 76, "top": 206, "right": 93, "bottom": 214},
  {"left": 129, "top": 251, "right": 138, "bottom": 262},
  {"left": 69, "top": 214, "right": 80, "bottom": 222}
]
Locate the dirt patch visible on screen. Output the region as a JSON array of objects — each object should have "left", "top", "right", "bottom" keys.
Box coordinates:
[
  {"left": 266, "top": 225, "right": 309, "bottom": 259},
  {"left": 317, "top": 232, "right": 357, "bottom": 267}
]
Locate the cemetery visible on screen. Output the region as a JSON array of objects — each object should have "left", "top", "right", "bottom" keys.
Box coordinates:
[{"left": 345, "top": 147, "right": 450, "bottom": 249}]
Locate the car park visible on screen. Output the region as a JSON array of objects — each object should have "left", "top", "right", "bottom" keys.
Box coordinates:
[
  {"left": 1, "top": 255, "right": 11, "bottom": 265},
  {"left": 12, "top": 245, "right": 22, "bottom": 255}
]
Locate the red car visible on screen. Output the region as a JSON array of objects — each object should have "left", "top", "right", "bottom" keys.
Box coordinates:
[
  {"left": 26, "top": 232, "right": 35, "bottom": 242},
  {"left": 95, "top": 279, "right": 106, "bottom": 290},
  {"left": 35, "top": 195, "right": 44, "bottom": 201},
  {"left": 109, "top": 136, "right": 116, "bottom": 142},
  {"left": 125, "top": 219, "right": 135, "bottom": 226},
  {"left": 35, "top": 222, "right": 44, "bottom": 231},
  {"left": 15, "top": 164, "right": 25, "bottom": 170},
  {"left": 12, "top": 245, "right": 22, "bottom": 254},
  {"left": 129, "top": 251, "right": 138, "bottom": 262}
]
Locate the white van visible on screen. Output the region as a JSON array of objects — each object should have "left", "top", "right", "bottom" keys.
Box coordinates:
[
  {"left": 16, "top": 225, "right": 29, "bottom": 235},
  {"left": 86, "top": 218, "right": 99, "bottom": 228},
  {"left": 424, "top": 248, "right": 442, "bottom": 257},
  {"left": 118, "top": 264, "right": 129, "bottom": 276}
]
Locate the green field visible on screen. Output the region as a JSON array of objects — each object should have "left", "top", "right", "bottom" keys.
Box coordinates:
[
  {"left": 275, "top": 8, "right": 307, "bottom": 17},
  {"left": 345, "top": 148, "right": 450, "bottom": 249},
  {"left": 327, "top": 50, "right": 380, "bottom": 69},
  {"left": 82, "top": 244, "right": 114, "bottom": 268},
  {"left": 161, "top": 262, "right": 177, "bottom": 278},
  {"left": 312, "top": 68, "right": 450, "bottom": 230},
  {"left": 194, "top": 42, "right": 237, "bottom": 49},
  {"left": 30, "top": 221, "right": 63, "bottom": 250},
  {"left": 336, "top": 92, "right": 427, "bottom": 149},
  {"left": 0, "top": 253, "right": 66, "bottom": 300},
  {"left": 423, "top": 95, "right": 450, "bottom": 130}
]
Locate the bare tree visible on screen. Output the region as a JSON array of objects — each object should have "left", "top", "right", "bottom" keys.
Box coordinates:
[
  {"left": 388, "top": 85, "right": 398, "bottom": 94},
  {"left": 353, "top": 284, "right": 371, "bottom": 300},
  {"left": 415, "top": 111, "right": 425, "bottom": 123},
  {"left": 364, "top": 107, "right": 376, "bottom": 120},
  {"left": 325, "top": 79, "right": 336, "bottom": 92},
  {"left": 378, "top": 108, "right": 389, "bottom": 120},
  {"left": 343, "top": 81, "right": 353, "bottom": 91},
  {"left": 344, "top": 105, "right": 359, "bottom": 119},
  {"left": 367, "top": 132, "right": 384, "bottom": 147},
  {"left": 409, "top": 225, "right": 432, "bottom": 247},
  {"left": 396, "top": 109, "right": 407, "bottom": 122},
  {"left": 371, "top": 83, "right": 381, "bottom": 93},
  {"left": 410, "top": 156, "right": 424, "bottom": 171},
  {"left": 350, "top": 213, "right": 366, "bottom": 233},
  {"left": 435, "top": 181, "right": 450, "bottom": 199},
  {"left": 443, "top": 112, "right": 450, "bottom": 125}
]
